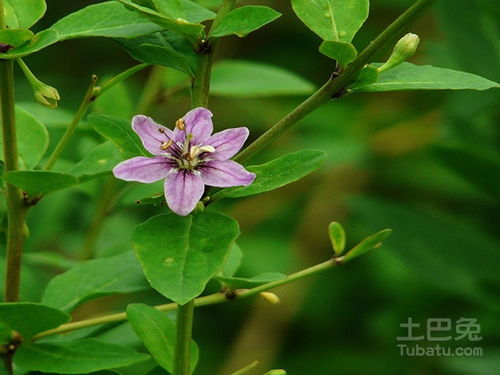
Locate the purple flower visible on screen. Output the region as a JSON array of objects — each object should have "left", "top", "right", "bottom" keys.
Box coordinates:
[{"left": 113, "top": 108, "right": 256, "bottom": 216}]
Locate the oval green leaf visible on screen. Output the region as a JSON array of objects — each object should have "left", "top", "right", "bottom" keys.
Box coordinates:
[
  {"left": 0, "top": 29, "right": 33, "bottom": 48},
  {"left": 127, "top": 303, "right": 198, "bottom": 373},
  {"left": 0, "top": 106, "right": 49, "bottom": 169},
  {"left": 211, "top": 60, "right": 315, "bottom": 97},
  {"left": 4, "top": 0, "right": 46, "bottom": 28},
  {"left": 319, "top": 40, "right": 357, "bottom": 67},
  {"left": 14, "top": 338, "right": 149, "bottom": 373},
  {"left": 90, "top": 114, "right": 146, "bottom": 159},
  {"left": 220, "top": 150, "right": 326, "bottom": 199},
  {"left": 328, "top": 221, "right": 346, "bottom": 255},
  {"left": 69, "top": 142, "right": 123, "bottom": 182},
  {"left": 5, "top": 171, "right": 78, "bottom": 195},
  {"left": 133, "top": 211, "right": 240, "bottom": 304},
  {"left": 117, "top": 0, "right": 204, "bottom": 39},
  {"left": 291, "top": 0, "right": 369, "bottom": 42},
  {"left": 42, "top": 251, "right": 149, "bottom": 312},
  {"left": 0, "top": 302, "right": 70, "bottom": 340},
  {"left": 352, "top": 63, "right": 500, "bottom": 92},
  {"left": 211, "top": 6, "right": 281, "bottom": 38},
  {"left": 342, "top": 228, "right": 392, "bottom": 261}
]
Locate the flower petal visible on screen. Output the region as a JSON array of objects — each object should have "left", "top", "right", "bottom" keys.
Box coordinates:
[
  {"left": 132, "top": 115, "right": 174, "bottom": 155},
  {"left": 165, "top": 170, "right": 205, "bottom": 216},
  {"left": 174, "top": 107, "right": 213, "bottom": 144},
  {"left": 200, "top": 160, "right": 256, "bottom": 187},
  {"left": 113, "top": 156, "right": 172, "bottom": 183},
  {"left": 206, "top": 127, "right": 249, "bottom": 160}
]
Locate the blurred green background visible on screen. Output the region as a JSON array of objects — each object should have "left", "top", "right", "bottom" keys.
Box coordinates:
[{"left": 6, "top": 0, "right": 500, "bottom": 374}]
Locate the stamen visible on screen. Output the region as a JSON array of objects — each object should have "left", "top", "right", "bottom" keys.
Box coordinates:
[
  {"left": 176, "top": 118, "right": 185, "bottom": 130},
  {"left": 160, "top": 139, "right": 173, "bottom": 150},
  {"left": 158, "top": 128, "right": 165, "bottom": 133},
  {"left": 199, "top": 145, "right": 215, "bottom": 153}
]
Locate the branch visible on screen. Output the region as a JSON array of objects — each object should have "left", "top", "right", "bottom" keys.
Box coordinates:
[{"left": 33, "top": 257, "right": 342, "bottom": 340}]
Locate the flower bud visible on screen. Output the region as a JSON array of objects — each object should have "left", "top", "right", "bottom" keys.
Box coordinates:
[
  {"left": 33, "top": 83, "right": 60, "bottom": 109},
  {"left": 259, "top": 292, "right": 280, "bottom": 304},
  {"left": 17, "top": 58, "right": 60, "bottom": 109},
  {"left": 378, "top": 33, "right": 419, "bottom": 73}
]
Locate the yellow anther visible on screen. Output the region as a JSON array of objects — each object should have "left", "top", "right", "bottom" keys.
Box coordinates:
[
  {"left": 176, "top": 118, "right": 185, "bottom": 130},
  {"left": 160, "top": 139, "right": 173, "bottom": 150}
]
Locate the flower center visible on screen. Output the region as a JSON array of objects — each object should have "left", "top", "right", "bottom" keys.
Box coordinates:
[{"left": 161, "top": 132, "right": 215, "bottom": 171}]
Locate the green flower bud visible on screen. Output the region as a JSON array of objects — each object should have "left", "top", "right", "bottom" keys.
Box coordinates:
[
  {"left": 17, "top": 58, "right": 61, "bottom": 109},
  {"left": 378, "top": 33, "right": 420, "bottom": 73},
  {"left": 33, "top": 82, "right": 60, "bottom": 109}
]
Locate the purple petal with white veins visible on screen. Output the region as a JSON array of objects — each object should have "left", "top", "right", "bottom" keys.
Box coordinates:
[
  {"left": 132, "top": 115, "right": 174, "bottom": 155},
  {"left": 206, "top": 127, "right": 249, "bottom": 160},
  {"left": 201, "top": 160, "right": 256, "bottom": 187},
  {"left": 113, "top": 156, "right": 172, "bottom": 183},
  {"left": 174, "top": 107, "right": 213, "bottom": 144},
  {"left": 165, "top": 170, "right": 205, "bottom": 216}
]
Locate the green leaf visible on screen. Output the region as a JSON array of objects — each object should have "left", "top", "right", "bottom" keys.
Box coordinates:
[
  {"left": 433, "top": 145, "right": 500, "bottom": 200},
  {"left": 0, "top": 106, "right": 49, "bottom": 169},
  {"left": 117, "top": 0, "right": 204, "bottom": 39},
  {"left": 222, "top": 243, "right": 243, "bottom": 277},
  {"left": 0, "top": 29, "right": 59, "bottom": 59},
  {"left": 14, "top": 338, "right": 149, "bottom": 373},
  {"left": 353, "top": 63, "right": 500, "bottom": 92},
  {"left": 319, "top": 40, "right": 357, "bottom": 67},
  {"left": 69, "top": 142, "right": 123, "bottom": 182},
  {"left": 0, "top": 302, "right": 70, "bottom": 340},
  {"left": 216, "top": 273, "right": 286, "bottom": 289},
  {"left": 42, "top": 251, "right": 149, "bottom": 312},
  {"left": 4, "top": 0, "right": 46, "bottom": 28},
  {"left": 220, "top": 150, "right": 326, "bottom": 199},
  {"left": 133, "top": 0, "right": 215, "bottom": 23},
  {"left": 152, "top": 0, "right": 184, "bottom": 18},
  {"left": 210, "top": 6, "right": 281, "bottom": 38},
  {"left": 133, "top": 211, "right": 240, "bottom": 304},
  {"left": 127, "top": 304, "right": 198, "bottom": 373},
  {"left": 211, "top": 60, "right": 315, "bottom": 97},
  {"left": 0, "top": 29, "right": 33, "bottom": 48},
  {"left": 328, "top": 222, "right": 346, "bottom": 255},
  {"left": 90, "top": 114, "right": 146, "bottom": 159},
  {"left": 50, "top": 1, "right": 163, "bottom": 40},
  {"left": 179, "top": 0, "right": 215, "bottom": 23},
  {"left": 291, "top": 0, "right": 369, "bottom": 42},
  {"left": 25, "top": 251, "right": 79, "bottom": 270},
  {"left": 5, "top": 171, "right": 78, "bottom": 195},
  {"left": 342, "top": 229, "right": 392, "bottom": 261},
  {"left": 117, "top": 31, "right": 196, "bottom": 75},
  {"left": 0, "top": 2, "right": 165, "bottom": 59}
]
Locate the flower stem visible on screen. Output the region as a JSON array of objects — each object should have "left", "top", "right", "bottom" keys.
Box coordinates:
[
  {"left": 99, "top": 63, "right": 150, "bottom": 97},
  {"left": 174, "top": 300, "right": 195, "bottom": 375},
  {"left": 174, "top": 2, "right": 239, "bottom": 372},
  {"left": 234, "top": 0, "right": 437, "bottom": 163},
  {"left": 0, "top": 58, "right": 28, "bottom": 302},
  {"left": 43, "top": 75, "right": 98, "bottom": 170},
  {"left": 33, "top": 257, "right": 340, "bottom": 340},
  {"left": 0, "top": 0, "right": 28, "bottom": 302},
  {"left": 190, "top": 0, "right": 237, "bottom": 108}
]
